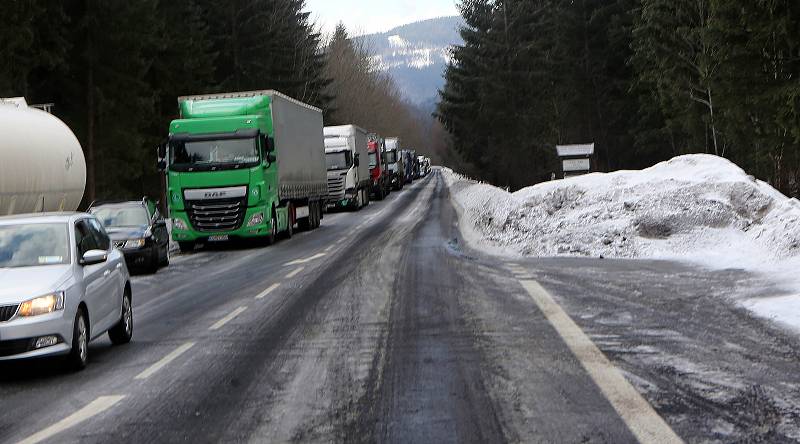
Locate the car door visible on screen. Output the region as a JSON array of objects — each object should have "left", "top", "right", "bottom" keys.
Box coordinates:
[
  {"left": 75, "top": 220, "right": 108, "bottom": 335},
  {"left": 87, "top": 217, "right": 123, "bottom": 333}
]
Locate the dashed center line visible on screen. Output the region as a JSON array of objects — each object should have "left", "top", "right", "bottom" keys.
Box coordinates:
[
  {"left": 255, "top": 283, "right": 281, "bottom": 300},
  {"left": 283, "top": 253, "right": 326, "bottom": 266},
  {"left": 209, "top": 306, "right": 248, "bottom": 331},
  {"left": 285, "top": 266, "right": 305, "bottom": 279},
  {"left": 17, "top": 395, "right": 126, "bottom": 444},
  {"left": 135, "top": 342, "right": 196, "bottom": 380},
  {"left": 519, "top": 279, "right": 683, "bottom": 444}
]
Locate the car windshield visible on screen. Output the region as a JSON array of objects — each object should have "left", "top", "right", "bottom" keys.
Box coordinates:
[
  {"left": 369, "top": 152, "right": 377, "bottom": 167},
  {"left": 170, "top": 137, "right": 259, "bottom": 170},
  {"left": 385, "top": 150, "right": 397, "bottom": 163},
  {"left": 0, "top": 223, "right": 70, "bottom": 268},
  {"left": 326, "top": 151, "right": 352, "bottom": 170},
  {"left": 92, "top": 207, "right": 150, "bottom": 227}
]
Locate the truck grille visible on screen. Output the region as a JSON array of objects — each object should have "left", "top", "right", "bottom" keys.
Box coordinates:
[
  {"left": 327, "top": 175, "right": 345, "bottom": 199},
  {"left": 186, "top": 197, "right": 247, "bottom": 232},
  {"left": 0, "top": 304, "right": 19, "bottom": 322}
]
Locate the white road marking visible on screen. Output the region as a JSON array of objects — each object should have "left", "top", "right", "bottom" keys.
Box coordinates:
[
  {"left": 209, "top": 306, "right": 248, "bottom": 331},
  {"left": 519, "top": 280, "right": 683, "bottom": 444},
  {"left": 283, "top": 253, "right": 326, "bottom": 266},
  {"left": 135, "top": 342, "right": 196, "bottom": 380},
  {"left": 324, "top": 244, "right": 335, "bottom": 253},
  {"left": 285, "top": 266, "right": 305, "bottom": 279},
  {"left": 17, "top": 395, "right": 125, "bottom": 444},
  {"left": 255, "top": 283, "right": 281, "bottom": 300}
]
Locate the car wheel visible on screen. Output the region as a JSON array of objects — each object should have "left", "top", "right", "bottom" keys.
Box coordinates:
[
  {"left": 160, "top": 245, "right": 170, "bottom": 266},
  {"left": 66, "top": 309, "right": 89, "bottom": 371},
  {"left": 147, "top": 248, "right": 159, "bottom": 274},
  {"left": 109, "top": 291, "right": 133, "bottom": 345}
]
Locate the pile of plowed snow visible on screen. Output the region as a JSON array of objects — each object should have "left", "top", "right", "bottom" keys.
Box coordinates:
[{"left": 444, "top": 154, "right": 800, "bottom": 271}]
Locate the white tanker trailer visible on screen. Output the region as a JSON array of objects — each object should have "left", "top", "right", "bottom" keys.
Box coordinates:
[{"left": 0, "top": 98, "right": 86, "bottom": 215}]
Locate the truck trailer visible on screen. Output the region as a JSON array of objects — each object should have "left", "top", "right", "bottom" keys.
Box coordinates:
[
  {"left": 384, "top": 137, "right": 405, "bottom": 191},
  {"left": 324, "top": 125, "right": 370, "bottom": 210},
  {"left": 0, "top": 98, "right": 86, "bottom": 215},
  {"left": 160, "top": 90, "right": 327, "bottom": 252}
]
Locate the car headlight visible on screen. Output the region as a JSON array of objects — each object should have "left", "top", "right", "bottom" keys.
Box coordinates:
[
  {"left": 247, "top": 212, "right": 264, "bottom": 227},
  {"left": 173, "top": 218, "right": 188, "bottom": 230},
  {"left": 124, "top": 238, "right": 146, "bottom": 249},
  {"left": 18, "top": 292, "right": 65, "bottom": 317}
]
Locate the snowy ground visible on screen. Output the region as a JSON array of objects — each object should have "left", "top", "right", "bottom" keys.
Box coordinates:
[{"left": 440, "top": 155, "right": 800, "bottom": 331}]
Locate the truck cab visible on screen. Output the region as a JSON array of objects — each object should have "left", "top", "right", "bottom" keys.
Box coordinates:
[
  {"left": 324, "top": 125, "right": 370, "bottom": 210},
  {"left": 384, "top": 137, "right": 405, "bottom": 191},
  {"left": 368, "top": 136, "right": 390, "bottom": 200}
]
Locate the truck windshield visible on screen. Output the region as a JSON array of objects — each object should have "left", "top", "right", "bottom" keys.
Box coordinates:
[
  {"left": 369, "top": 152, "right": 377, "bottom": 168},
  {"left": 326, "top": 151, "right": 352, "bottom": 170},
  {"left": 0, "top": 223, "right": 70, "bottom": 268},
  {"left": 170, "top": 137, "right": 259, "bottom": 171},
  {"left": 384, "top": 150, "right": 398, "bottom": 164}
]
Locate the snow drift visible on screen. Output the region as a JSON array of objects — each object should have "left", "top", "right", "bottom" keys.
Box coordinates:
[{"left": 444, "top": 154, "right": 800, "bottom": 272}]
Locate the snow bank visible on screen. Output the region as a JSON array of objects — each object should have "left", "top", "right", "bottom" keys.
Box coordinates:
[
  {"left": 445, "top": 154, "right": 800, "bottom": 271},
  {"left": 444, "top": 155, "right": 800, "bottom": 331}
]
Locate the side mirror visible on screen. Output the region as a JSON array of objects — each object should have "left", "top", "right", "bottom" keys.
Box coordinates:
[
  {"left": 80, "top": 249, "right": 108, "bottom": 266},
  {"left": 157, "top": 141, "right": 167, "bottom": 159},
  {"left": 354, "top": 154, "right": 360, "bottom": 167},
  {"left": 266, "top": 153, "right": 277, "bottom": 164},
  {"left": 157, "top": 159, "right": 167, "bottom": 172}
]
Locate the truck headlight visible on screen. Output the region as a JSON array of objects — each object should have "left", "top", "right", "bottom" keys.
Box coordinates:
[
  {"left": 247, "top": 212, "right": 264, "bottom": 227},
  {"left": 18, "top": 292, "right": 65, "bottom": 317},
  {"left": 173, "top": 218, "right": 188, "bottom": 230},
  {"left": 123, "top": 238, "right": 146, "bottom": 249}
]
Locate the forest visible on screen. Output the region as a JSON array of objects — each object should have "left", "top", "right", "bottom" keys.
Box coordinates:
[
  {"left": 438, "top": 0, "right": 800, "bottom": 194},
  {"left": 0, "top": 0, "right": 433, "bottom": 203}
]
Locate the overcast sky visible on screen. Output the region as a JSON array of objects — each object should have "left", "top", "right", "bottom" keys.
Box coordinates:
[{"left": 305, "top": 0, "right": 459, "bottom": 36}]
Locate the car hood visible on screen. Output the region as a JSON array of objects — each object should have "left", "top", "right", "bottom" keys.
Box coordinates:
[
  {"left": 106, "top": 227, "right": 148, "bottom": 241},
  {"left": 0, "top": 265, "right": 73, "bottom": 304}
]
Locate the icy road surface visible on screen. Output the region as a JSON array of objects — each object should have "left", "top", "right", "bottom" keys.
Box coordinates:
[{"left": 1, "top": 170, "right": 799, "bottom": 442}]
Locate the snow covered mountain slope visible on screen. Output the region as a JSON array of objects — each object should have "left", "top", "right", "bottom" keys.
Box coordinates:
[{"left": 358, "top": 16, "right": 463, "bottom": 107}]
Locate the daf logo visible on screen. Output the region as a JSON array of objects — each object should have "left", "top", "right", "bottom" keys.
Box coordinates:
[{"left": 204, "top": 191, "right": 226, "bottom": 198}]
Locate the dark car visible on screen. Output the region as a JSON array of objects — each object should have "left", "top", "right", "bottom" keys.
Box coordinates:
[{"left": 89, "top": 198, "right": 169, "bottom": 273}]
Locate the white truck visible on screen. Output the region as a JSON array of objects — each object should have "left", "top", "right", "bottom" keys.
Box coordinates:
[
  {"left": 384, "top": 137, "right": 405, "bottom": 190},
  {"left": 324, "top": 125, "right": 370, "bottom": 210},
  {"left": 0, "top": 98, "right": 86, "bottom": 215}
]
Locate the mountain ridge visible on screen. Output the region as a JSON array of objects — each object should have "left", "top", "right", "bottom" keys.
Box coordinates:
[{"left": 357, "top": 16, "right": 464, "bottom": 109}]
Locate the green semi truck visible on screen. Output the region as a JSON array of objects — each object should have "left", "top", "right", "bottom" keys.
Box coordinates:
[{"left": 158, "top": 90, "right": 327, "bottom": 252}]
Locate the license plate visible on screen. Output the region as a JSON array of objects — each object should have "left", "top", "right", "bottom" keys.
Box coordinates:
[{"left": 208, "top": 235, "right": 229, "bottom": 242}]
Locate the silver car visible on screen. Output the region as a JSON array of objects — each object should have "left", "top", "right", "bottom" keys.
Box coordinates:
[{"left": 0, "top": 213, "right": 133, "bottom": 370}]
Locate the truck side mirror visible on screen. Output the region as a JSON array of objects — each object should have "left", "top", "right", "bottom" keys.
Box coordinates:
[
  {"left": 354, "top": 153, "right": 360, "bottom": 167},
  {"left": 157, "top": 141, "right": 167, "bottom": 172},
  {"left": 267, "top": 153, "right": 277, "bottom": 164}
]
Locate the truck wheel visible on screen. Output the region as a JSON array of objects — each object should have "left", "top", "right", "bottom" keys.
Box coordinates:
[
  {"left": 313, "top": 202, "right": 321, "bottom": 228},
  {"left": 364, "top": 189, "right": 370, "bottom": 206},
  {"left": 178, "top": 241, "right": 195, "bottom": 253},
  {"left": 284, "top": 214, "right": 293, "bottom": 239},
  {"left": 266, "top": 213, "right": 277, "bottom": 245}
]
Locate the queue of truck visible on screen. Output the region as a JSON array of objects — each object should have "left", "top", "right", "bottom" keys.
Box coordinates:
[{"left": 0, "top": 90, "right": 431, "bottom": 369}]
